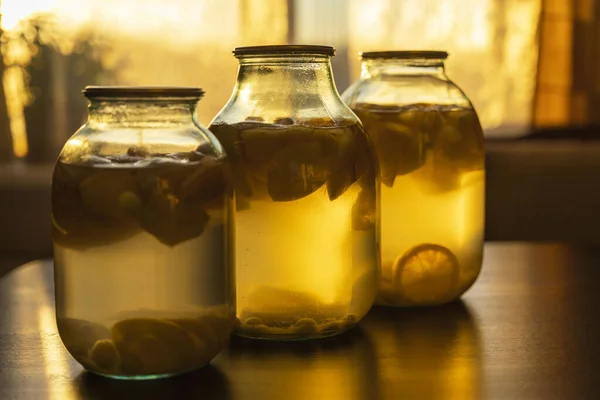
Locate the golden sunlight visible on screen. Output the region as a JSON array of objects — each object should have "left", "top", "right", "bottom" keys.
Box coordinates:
[
  {"left": 2, "top": 66, "right": 28, "bottom": 157},
  {"left": 0, "top": 0, "right": 542, "bottom": 162},
  {"left": 1, "top": 0, "right": 59, "bottom": 30},
  {"left": 348, "top": 0, "right": 542, "bottom": 136}
]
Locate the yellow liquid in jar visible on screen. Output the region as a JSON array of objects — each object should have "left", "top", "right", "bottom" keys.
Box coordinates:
[
  {"left": 52, "top": 152, "right": 234, "bottom": 378},
  {"left": 210, "top": 121, "right": 379, "bottom": 339},
  {"left": 354, "top": 104, "right": 484, "bottom": 306}
]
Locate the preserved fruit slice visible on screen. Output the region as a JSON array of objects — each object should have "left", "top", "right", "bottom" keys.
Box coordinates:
[
  {"left": 209, "top": 123, "right": 254, "bottom": 209},
  {"left": 365, "top": 121, "right": 425, "bottom": 187},
  {"left": 52, "top": 164, "right": 139, "bottom": 248},
  {"left": 57, "top": 318, "right": 111, "bottom": 361},
  {"left": 241, "top": 287, "right": 320, "bottom": 321},
  {"left": 210, "top": 121, "right": 370, "bottom": 205},
  {"left": 178, "top": 157, "right": 229, "bottom": 207},
  {"left": 111, "top": 318, "right": 198, "bottom": 375},
  {"left": 393, "top": 243, "right": 459, "bottom": 305},
  {"left": 90, "top": 339, "right": 120, "bottom": 372},
  {"left": 352, "top": 186, "right": 376, "bottom": 231},
  {"left": 325, "top": 129, "right": 356, "bottom": 201},
  {"left": 436, "top": 111, "right": 484, "bottom": 172},
  {"left": 238, "top": 287, "right": 354, "bottom": 334},
  {"left": 140, "top": 190, "right": 209, "bottom": 246}
]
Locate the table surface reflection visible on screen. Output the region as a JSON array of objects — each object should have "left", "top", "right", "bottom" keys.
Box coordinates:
[{"left": 2, "top": 242, "right": 600, "bottom": 400}]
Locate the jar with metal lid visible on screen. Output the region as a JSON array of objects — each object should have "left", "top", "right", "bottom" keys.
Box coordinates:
[
  {"left": 209, "top": 45, "right": 380, "bottom": 340},
  {"left": 52, "top": 86, "right": 234, "bottom": 379},
  {"left": 342, "top": 51, "right": 484, "bottom": 307}
]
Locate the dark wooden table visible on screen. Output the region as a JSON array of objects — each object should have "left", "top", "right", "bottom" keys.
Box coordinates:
[{"left": 1, "top": 242, "right": 600, "bottom": 400}]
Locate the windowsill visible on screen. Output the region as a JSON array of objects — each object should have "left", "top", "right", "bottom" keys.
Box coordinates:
[
  {"left": 0, "top": 161, "right": 54, "bottom": 187},
  {"left": 484, "top": 138, "right": 600, "bottom": 242},
  {"left": 2, "top": 136, "right": 600, "bottom": 253},
  {"left": 0, "top": 161, "right": 53, "bottom": 253}
]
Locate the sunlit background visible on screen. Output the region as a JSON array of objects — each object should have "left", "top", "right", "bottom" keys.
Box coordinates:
[{"left": 0, "top": 0, "right": 594, "bottom": 164}]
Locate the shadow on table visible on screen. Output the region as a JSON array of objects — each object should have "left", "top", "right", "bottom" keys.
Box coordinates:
[
  {"left": 221, "top": 327, "right": 380, "bottom": 400},
  {"left": 73, "top": 364, "right": 231, "bottom": 400},
  {"left": 362, "top": 300, "right": 482, "bottom": 399}
]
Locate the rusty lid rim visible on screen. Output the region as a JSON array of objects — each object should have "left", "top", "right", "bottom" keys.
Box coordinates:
[{"left": 83, "top": 86, "right": 205, "bottom": 98}]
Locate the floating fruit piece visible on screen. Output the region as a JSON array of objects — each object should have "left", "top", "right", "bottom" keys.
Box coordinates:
[
  {"left": 243, "top": 317, "right": 264, "bottom": 326},
  {"left": 194, "top": 141, "right": 218, "bottom": 158},
  {"left": 267, "top": 163, "right": 310, "bottom": 202},
  {"left": 127, "top": 145, "right": 149, "bottom": 158},
  {"left": 79, "top": 170, "right": 140, "bottom": 219},
  {"left": 299, "top": 117, "right": 337, "bottom": 127},
  {"left": 90, "top": 339, "right": 120, "bottom": 372},
  {"left": 397, "top": 107, "right": 424, "bottom": 128},
  {"left": 325, "top": 130, "right": 357, "bottom": 201},
  {"left": 386, "top": 122, "right": 426, "bottom": 176},
  {"left": 277, "top": 136, "right": 328, "bottom": 165},
  {"left": 140, "top": 188, "right": 209, "bottom": 246},
  {"left": 319, "top": 320, "right": 341, "bottom": 333},
  {"left": 117, "top": 191, "right": 142, "bottom": 216},
  {"left": 80, "top": 154, "right": 112, "bottom": 165},
  {"left": 294, "top": 318, "right": 318, "bottom": 334},
  {"left": 52, "top": 164, "right": 139, "bottom": 248},
  {"left": 366, "top": 122, "right": 422, "bottom": 187},
  {"left": 354, "top": 103, "right": 401, "bottom": 113},
  {"left": 327, "top": 166, "right": 355, "bottom": 201},
  {"left": 179, "top": 157, "right": 229, "bottom": 207},
  {"left": 112, "top": 318, "right": 198, "bottom": 376},
  {"left": 274, "top": 117, "right": 294, "bottom": 125},
  {"left": 241, "top": 128, "right": 283, "bottom": 179},
  {"left": 240, "top": 287, "right": 322, "bottom": 325},
  {"left": 247, "top": 287, "right": 320, "bottom": 313},
  {"left": 434, "top": 110, "right": 484, "bottom": 171},
  {"left": 57, "top": 318, "right": 111, "bottom": 361},
  {"left": 266, "top": 127, "right": 332, "bottom": 201},
  {"left": 209, "top": 123, "right": 254, "bottom": 202},
  {"left": 411, "top": 152, "right": 461, "bottom": 194},
  {"left": 352, "top": 187, "right": 377, "bottom": 231},
  {"left": 266, "top": 152, "right": 328, "bottom": 202},
  {"left": 393, "top": 243, "right": 460, "bottom": 305},
  {"left": 421, "top": 109, "right": 444, "bottom": 140}
]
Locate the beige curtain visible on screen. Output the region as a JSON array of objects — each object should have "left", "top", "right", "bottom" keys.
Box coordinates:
[{"left": 534, "top": 0, "right": 599, "bottom": 127}]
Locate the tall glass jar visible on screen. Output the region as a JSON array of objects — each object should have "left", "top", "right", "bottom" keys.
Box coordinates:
[
  {"left": 342, "top": 51, "right": 485, "bottom": 307},
  {"left": 209, "top": 45, "right": 379, "bottom": 340},
  {"left": 52, "top": 87, "right": 235, "bottom": 379}
]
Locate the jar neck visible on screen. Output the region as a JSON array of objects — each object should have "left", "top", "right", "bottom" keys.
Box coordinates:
[
  {"left": 87, "top": 98, "right": 199, "bottom": 128},
  {"left": 361, "top": 58, "right": 446, "bottom": 78},
  {"left": 232, "top": 54, "right": 340, "bottom": 102}
]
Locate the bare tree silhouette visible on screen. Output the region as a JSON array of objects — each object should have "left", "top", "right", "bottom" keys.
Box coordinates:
[{"left": 2, "top": 13, "right": 119, "bottom": 163}]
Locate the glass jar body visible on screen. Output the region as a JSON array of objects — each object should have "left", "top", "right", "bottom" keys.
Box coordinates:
[
  {"left": 342, "top": 57, "right": 485, "bottom": 307},
  {"left": 209, "top": 51, "right": 380, "bottom": 340},
  {"left": 52, "top": 91, "right": 235, "bottom": 379}
]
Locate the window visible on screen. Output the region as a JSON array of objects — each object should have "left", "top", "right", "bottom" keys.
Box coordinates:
[{"left": 1, "top": 0, "right": 545, "bottom": 164}]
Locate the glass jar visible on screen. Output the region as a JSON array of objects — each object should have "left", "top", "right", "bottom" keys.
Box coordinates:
[
  {"left": 209, "top": 45, "right": 379, "bottom": 340},
  {"left": 52, "top": 87, "right": 235, "bottom": 379},
  {"left": 342, "top": 51, "right": 485, "bottom": 307}
]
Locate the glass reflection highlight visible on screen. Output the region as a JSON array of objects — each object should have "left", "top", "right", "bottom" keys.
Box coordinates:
[
  {"left": 219, "top": 328, "right": 379, "bottom": 400},
  {"left": 362, "top": 301, "right": 481, "bottom": 400},
  {"left": 12, "top": 263, "right": 78, "bottom": 399}
]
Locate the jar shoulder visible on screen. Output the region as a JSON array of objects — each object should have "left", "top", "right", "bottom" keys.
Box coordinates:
[
  {"left": 342, "top": 75, "right": 473, "bottom": 109},
  {"left": 58, "top": 123, "right": 225, "bottom": 164}
]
